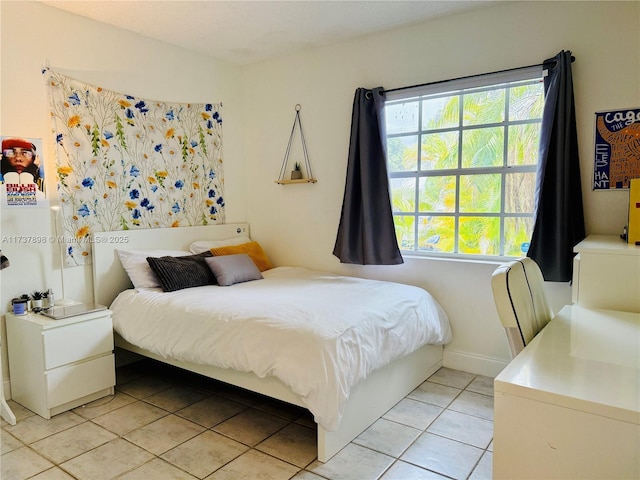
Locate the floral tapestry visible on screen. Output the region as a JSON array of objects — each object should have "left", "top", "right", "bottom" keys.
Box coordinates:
[{"left": 44, "top": 68, "right": 225, "bottom": 266}]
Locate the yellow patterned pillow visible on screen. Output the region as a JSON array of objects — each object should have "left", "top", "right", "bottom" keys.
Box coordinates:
[{"left": 210, "top": 241, "right": 273, "bottom": 272}]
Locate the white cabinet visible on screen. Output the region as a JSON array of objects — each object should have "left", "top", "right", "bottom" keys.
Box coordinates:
[
  {"left": 6, "top": 310, "right": 115, "bottom": 419},
  {"left": 572, "top": 235, "right": 640, "bottom": 313}
]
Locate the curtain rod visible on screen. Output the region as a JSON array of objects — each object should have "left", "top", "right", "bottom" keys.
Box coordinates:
[{"left": 383, "top": 56, "right": 575, "bottom": 95}]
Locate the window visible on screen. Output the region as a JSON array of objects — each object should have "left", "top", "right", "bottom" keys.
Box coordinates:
[{"left": 385, "top": 67, "right": 545, "bottom": 259}]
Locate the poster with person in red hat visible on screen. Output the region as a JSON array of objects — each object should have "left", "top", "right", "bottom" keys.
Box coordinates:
[{"left": 1, "top": 136, "right": 47, "bottom": 207}]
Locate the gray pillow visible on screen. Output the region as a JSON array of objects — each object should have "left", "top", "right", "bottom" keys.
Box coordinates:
[{"left": 205, "top": 254, "right": 263, "bottom": 286}]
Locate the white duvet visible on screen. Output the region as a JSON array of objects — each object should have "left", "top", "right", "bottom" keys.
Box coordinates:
[{"left": 110, "top": 266, "right": 451, "bottom": 430}]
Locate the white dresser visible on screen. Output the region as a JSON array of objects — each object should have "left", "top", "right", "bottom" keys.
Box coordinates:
[
  {"left": 572, "top": 235, "right": 640, "bottom": 313},
  {"left": 6, "top": 309, "right": 115, "bottom": 419}
]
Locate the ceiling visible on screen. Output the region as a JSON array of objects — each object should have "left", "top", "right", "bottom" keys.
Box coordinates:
[{"left": 41, "top": 1, "right": 495, "bottom": 65}]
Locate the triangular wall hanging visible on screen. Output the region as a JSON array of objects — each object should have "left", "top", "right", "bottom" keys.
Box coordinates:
[{"left": 276, "top": 104, "right": 317, "bottom": 184}]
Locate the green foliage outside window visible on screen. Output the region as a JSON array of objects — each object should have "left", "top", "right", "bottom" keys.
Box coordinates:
[{"left": 386, "top": 77, "right": 544, "bottom": 258}]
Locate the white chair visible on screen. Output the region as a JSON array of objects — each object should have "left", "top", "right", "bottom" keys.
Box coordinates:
[{"left": 491, "top": 257, "right": 554, "bottom": 358}]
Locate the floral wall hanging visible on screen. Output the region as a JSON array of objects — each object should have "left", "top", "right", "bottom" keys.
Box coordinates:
[{"left": 44, "top": 68, "right": 225, "bottom": 266}]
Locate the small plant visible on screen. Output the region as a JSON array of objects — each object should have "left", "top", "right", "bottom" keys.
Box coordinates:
[
  {"left": 20, "top": 293, "right": 31, "bottom": 301},
  {"left": 32, "top": 290, "right": 45, "bottom": 300},
  {"left": 294, "top": 162, "right": 301, "bottom": 171}
]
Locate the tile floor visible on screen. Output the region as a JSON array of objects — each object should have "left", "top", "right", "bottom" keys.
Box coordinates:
[{"left": 1, "top": 360, "right": 494, "bottom": 480}]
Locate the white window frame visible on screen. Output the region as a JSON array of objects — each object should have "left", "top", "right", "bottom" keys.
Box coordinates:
[{"left": 384, "top": 66, "right": 545, "bottom": 260}]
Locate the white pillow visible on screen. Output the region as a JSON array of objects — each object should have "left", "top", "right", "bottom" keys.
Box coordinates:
[
  {"left": 116, "top": 249, "right": 191, "bottom": 288},
  {"left": 189, "top": 235, "right": 251, "bottom": 254}
]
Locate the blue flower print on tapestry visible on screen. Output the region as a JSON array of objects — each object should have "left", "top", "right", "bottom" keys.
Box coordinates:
[{"left": 44, "top": 68, "right": 224, "bottom": 266}]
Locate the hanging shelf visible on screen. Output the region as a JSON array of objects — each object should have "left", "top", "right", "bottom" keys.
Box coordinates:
[{"left": 276, "top": 104, "right": 317, "bottom": 185}]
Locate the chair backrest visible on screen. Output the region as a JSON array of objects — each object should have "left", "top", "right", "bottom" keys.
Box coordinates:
[{"left": 491, "top": 257, "right": 554, "bottom": 357}]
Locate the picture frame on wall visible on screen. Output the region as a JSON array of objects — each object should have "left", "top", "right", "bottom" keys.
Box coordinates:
[
  {"left": 1, "top": 136, "right": 48, "bottom": 207},
  {"left": 593, "top": 108, "right": 640, "bottom": 190}
]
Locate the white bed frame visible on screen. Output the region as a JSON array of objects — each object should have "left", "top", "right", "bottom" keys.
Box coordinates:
[{"left": 92, "top": 223, "right": 443, "bottom": 462}]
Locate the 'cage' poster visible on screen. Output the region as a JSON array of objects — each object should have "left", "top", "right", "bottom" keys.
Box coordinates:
[{"left": 593, "top": 108, "right": 640, "bottom": 190}]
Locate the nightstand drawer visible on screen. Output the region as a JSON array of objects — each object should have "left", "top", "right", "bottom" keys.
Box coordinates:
[
  {"left": 46, "top": 354, "right": 115, "bottom": 408},
  {"left": 43, "top": 316, "right": 113, "bottom": 369}
]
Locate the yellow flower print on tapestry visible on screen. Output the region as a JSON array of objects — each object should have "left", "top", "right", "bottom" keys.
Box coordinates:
[{"left": 44, "top": 67, "right": 225, "bottom": 266}]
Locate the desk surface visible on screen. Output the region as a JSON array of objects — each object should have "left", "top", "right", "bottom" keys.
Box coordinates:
[{"left": 495, "top": 305, "right": 640, "bottom": 424}]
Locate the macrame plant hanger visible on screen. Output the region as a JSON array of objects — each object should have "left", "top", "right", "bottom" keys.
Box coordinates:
[{"left": 276, "top": 104, "right": 317, "bottom": 184}]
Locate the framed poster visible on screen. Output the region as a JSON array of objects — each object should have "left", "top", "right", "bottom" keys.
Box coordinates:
[
  {"left": 593, "top": 108, "right": 640, "bottom": 190},
  {"left": 1, "top": 136, "right": 48, "bottom": 207}
]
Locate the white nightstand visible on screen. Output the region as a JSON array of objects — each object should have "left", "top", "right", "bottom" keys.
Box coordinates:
[{"left": 6, "top": 309, "right": 115, "bottom": 419}]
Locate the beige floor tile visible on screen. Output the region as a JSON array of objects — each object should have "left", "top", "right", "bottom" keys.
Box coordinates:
[
  {"left": 0, "top": 446, "right": 54, "bottom": 480},
  {"left": 116, "top": 375, "right": 174, "bottom": 400},
  {"left": 382, "top": 398, "right": 443, "bottom": 430},
  {"left": 469, "top": 451, "right": 492, "bottom": 480},
  {"left": 124, "top": 414, "right": 205, "bottom": 455},
  {"left": 401, "top": 432, "right": 483, "bottom": 480},
  {"left": 161, "top": 430, "right": 248, "bottom": 478},
  {"left": 292, "top": 471, "right": 325, "bottom": 480},
  {"left": 144, "top": 385, "right": 211, "bottom": 412},
  {"left": 427, "top": 410, "right": 493, "bottom": 449},
  {"left": 176, "top": 395, "right": 247, "bottom": 428},
  {"left": 253, "top": 397, "right": 306, "bottom": 422},
  {"left": 308, "top": 443, "right": 394, "bottom": 480},
  {"left": 3, "top": 411, "right": 85, "bottom": 444},
  {"left": 427, "top": 368, "right": 476, "bottom": 389},
  {"left": 4, "top": 401, "right": 34, "bottom": 422},
  {"left": 31, "top": 421, "right": 117, "bottom": 464},
  {"left": 1, "top": 430, "right": 23, "bottom": 455},
  {"left": 30, "top": 466, "right": 77, "bottom": 480},
  {"left": 72, "top": 392, "right": 137, "bottom": 420},
  {"left": 448, "top": 391, "right": 494, "bottom": 421},
  {"left": 116, "top": 457, "right": 198, "bottom": 480},
  {"left": 256, "top": 422, "right": 317, "bottom": 467},
  {"left": 205, "top": 449, "right": 300, "bottom": 480},
  {"left": 380, "top": 460, "right": 449, "bottom": 479},
  {"left": 353, "top": 418, "right": 421, "bottom": 458},
  {"left": 91, "top": 400, "right": 168, "bottom": 436},
  {"left": 408, "top": 381, "right": 462, "bottom": 408},
  {"left": 213, "top": 408, "right": 289, "bottom": 446},
  {"left": 466, "top": 375, "right": 495, "bottom": 397},
  {"left": 60, "top": 438, "right": 154, "bottom": 480}
]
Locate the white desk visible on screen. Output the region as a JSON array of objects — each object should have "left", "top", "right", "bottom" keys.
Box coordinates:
[{"left": 494, "top": 305, "right": 640, "bottom": 479}]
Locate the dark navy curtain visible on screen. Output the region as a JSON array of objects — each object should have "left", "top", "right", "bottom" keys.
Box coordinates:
[
  {"left": 528, "top": 50, "right": 585, "bottom": 281},
  {"left": 333, "top": 87, "right": 403, "bottom": 265}
]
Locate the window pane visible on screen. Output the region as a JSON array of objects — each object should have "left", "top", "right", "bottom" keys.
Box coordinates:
[
  {"left": 463, "top": 89, "right": 505, "bottom": 126},
  {"left": 386, "top": 102, "right": 419, "bottom": 134},
  {"left": 505, "top": 172, "right": 536, "bottom": 213},
  {"left": 421, "top": 132, "right": 458, "bottom": 170},
  {"left": 419, "top": 176, "right": 455, "bottom": 212},
  {"left": 418, "top": 216, "right": 454, "bottom": 253},
  {"left": 509, "top": 83, "right": 544, "bottom": 120},
  {"left": 390, "top": 177, "right": 415, "bottom": 212},
  {"left": 422, "top": 96, "right": 459, "bottom": 130},
  {"left": 461, "top": 127, "right": 503, "bottom": 168},
  {"left": 508, "top": 124, "right": 540, "bottom": 166},
  {"left": 504, "top": 216, "right": 534, "bottom": 256},
  {"left": 459, "top": 174, "right": 501, "bottom": 213},
  {"left": 388, "top": 136, "right": 418, "bottom": 172},
  {"left": 394, "top": 215, "right": 415, "bottom": 250},
  {"left": 459, "top": 216, "right": 500, "bottom": 255}
]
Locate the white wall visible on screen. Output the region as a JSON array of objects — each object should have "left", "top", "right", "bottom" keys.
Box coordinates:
[
  {"left": 0, "top": 1, "right": 638, "bottom": 390},
  {"left": 242, "top": 1, "right": 640, "bottom": 375},
  {"left": 0, "top": 2, "right": 247, "bottom": 386}
]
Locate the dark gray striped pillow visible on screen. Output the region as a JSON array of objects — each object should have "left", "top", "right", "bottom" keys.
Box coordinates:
[{"left": 146, "top": 252, "right": 215, "bottom": 292}]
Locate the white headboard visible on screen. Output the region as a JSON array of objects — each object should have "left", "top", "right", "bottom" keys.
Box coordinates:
[{"left": 92, "top": 223, "right": 249, "bottom": 306}]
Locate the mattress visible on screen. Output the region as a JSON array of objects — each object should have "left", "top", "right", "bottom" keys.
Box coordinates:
[{"left": 110, "top": 266, "right": 451, "bottom": 430}]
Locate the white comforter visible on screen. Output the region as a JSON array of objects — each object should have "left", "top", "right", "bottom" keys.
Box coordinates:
[{"left": 110, "top": 266, "right": 451, "bottom": 430}]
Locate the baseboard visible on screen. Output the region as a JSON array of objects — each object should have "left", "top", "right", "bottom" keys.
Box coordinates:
[
  {"left": 443, "top": 349, "right": 508, "bottom": 378},
  {"left": 3, "top": 378, "right": 11, "bottom": 400}
]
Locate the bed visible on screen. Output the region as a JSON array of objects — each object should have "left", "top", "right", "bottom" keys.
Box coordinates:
[{"left": 92, "top": 223, "right": 451, "bottom": 462}]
